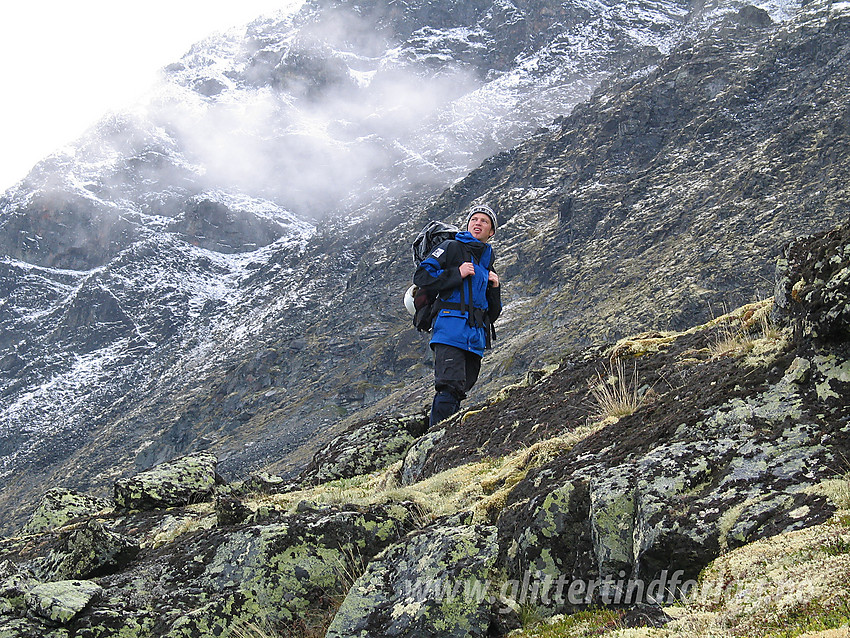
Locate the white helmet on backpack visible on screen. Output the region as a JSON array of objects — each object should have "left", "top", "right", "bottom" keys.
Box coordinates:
[{"left": 403, "top": 284, "right": 417, "bottom": 316}]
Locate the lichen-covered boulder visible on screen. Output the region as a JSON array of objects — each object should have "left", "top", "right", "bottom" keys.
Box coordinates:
[
  {"left": 34, "top": 520, "right": 139, "bottom": 581},
  {"left": 0, "top": 519, "right": 139, "bottom": 587},
  {"left": 326, "top": 523, "right": 499, "bottom": 638},
  {"left": 301, "top": 412, "right": 428, "bottom": 485},
  {"left": 775, "top": 220, "right": 850, "bottom": 342},
  {"left": 506, "top": 479, "right": 595, "bottom": 597},
  {"left": 113, "top": 451, "right": 218, "bottom": 511},
  {"left": 0, "top": 561, "right": 33, "bottom": 618},
  {"left": 22, "top": 488, "right": 112, "bottom": 535},
  {"left": 400, "top": 428, "right": 445, "bottom": 486},
  {"left": 0, "top": 617, "right": 70, "bottom": 638},
  {"left": 71, "top": 503, "right": 419, "bottom": 637},
  {"left": 25, "top": 580, "right": 102, "bottom": 625},
  {"left": 498, "top": 310, "right": 847, "bottom": 613}
]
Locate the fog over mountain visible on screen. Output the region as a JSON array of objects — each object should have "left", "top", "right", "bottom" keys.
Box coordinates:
[
  {"left": 1, "top": 0, "right": 848, "bottom": 534},
  {"left": 5, "top": 0, "right": 691, "bottom": 233}
]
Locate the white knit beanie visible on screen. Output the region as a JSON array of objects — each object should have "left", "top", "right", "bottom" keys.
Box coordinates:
[{"left": 464, "top": 204, "right": 497, "bottom": 234}]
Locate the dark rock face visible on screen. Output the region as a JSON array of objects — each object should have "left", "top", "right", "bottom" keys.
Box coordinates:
[
  {"left": 775, "top": 221, "right": 850, "bottom": 343},
  {"left": 166, "top": 198, "right": 293, "bottom": 254},
  {"left": 0, "top": 193, "right": 139, "bottom": 270}
]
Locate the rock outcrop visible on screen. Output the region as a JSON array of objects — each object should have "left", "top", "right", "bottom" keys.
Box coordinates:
[
  {"left": 300, "top": 412, "right": 428, "bottom": 486},
  {"left": 327, "top": 519, "right": 498, "bottom": 638},
  {"left": 0, "top": 453, "right": 422, "bottom": 636},
  {"left": 22, "top": 489, "right": 112, "bottom": 535},
  {"left": 776, "top": 221, "right": 850, "bottom": 344}
]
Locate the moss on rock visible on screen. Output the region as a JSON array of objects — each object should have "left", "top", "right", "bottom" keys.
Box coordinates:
[
  {"left": 66, "top": 503, "right": 417, "bottom": 637},
  {"left": 25, "top": 580, "right": 102, "bottom": 624},
  {"left": 113, "top": 452, "right": 218, "bottom": 511},
  {"left": 35, "top": 520, "right": 139, "bottom": 581},
  {"left": 301, "top": 412, "right": 428, "bottom": 486},
  {"left": 327, "top": 523, "right": 499, "bottom": 638},
  {"left": 22, "top": 489, "right": 112, "bottom": 535}
]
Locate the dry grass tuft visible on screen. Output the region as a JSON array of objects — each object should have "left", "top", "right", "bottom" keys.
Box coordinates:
[
  {"left": 708, "top": 299, "right": 784, "bottom": 361},
  {"left": 250, "top": 422, "right": 605, "bottom": 527},
  {"left": 587, "top": 358, "right": 649, "bottom": 420}
]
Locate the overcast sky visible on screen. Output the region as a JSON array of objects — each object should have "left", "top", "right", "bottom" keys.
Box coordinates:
[{"left": 0, "top": 1, "right": 296, "bottom": 193}]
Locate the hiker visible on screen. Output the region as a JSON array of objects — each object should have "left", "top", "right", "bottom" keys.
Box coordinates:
[{"left": 414, "top": 204, "right": 502, "bottom": 427}]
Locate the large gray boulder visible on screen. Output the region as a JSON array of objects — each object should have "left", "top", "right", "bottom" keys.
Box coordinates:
[
  {"left": 34, "top": 520, "right": 139, "bottom": 582},
  {"left": 25, "top": 580, "right": 102, "bottom": 625},
  {"left": 327, "top": 522, "right": 499, "bottom": 638},
  {"left": 400, "top": 428, "right": 446, "bottom": 486},
  {"left": 1, "top": 561, "right": 102, "bottom": 635},
  {"left": 21, "top": 488, "right": 112, "bottom": 535},
  {"left": 113, "top": 451, "right": 219, "bottom": 511},
  {"left": 1, "top": 519, "right": 138, "bottom": 584}
]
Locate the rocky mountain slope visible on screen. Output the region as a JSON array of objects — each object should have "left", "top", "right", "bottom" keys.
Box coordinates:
[
  {"left": 0, "top": 216, "right": 847, "bottom": 636},
  {"left": 1, "top": 0, "right": 849, "bottom": 545},
  {"left": 0, "top": 0, "right": 694, "bottom": 533}
]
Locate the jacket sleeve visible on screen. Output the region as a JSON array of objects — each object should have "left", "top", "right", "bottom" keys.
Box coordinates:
[
  {"left": 486, "top": 278, "right": 502, "bottom": 322},
  {"left": 413, "top": 240, "right": 463, "bottom": 293}
]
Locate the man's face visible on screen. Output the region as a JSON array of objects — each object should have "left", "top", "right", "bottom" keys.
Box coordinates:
[{"left": 468, "top": 213, "right": 494, "bottom": 242}]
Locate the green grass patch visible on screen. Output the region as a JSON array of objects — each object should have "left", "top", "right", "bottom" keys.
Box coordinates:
[
  {"left": 515, "top": 608, "right": 624, "bottom": 637},
  {"left": 754, "top": 598, "right": 850, "bottom": 638}
]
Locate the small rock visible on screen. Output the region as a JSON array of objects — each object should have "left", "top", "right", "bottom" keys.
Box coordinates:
[{"left": 215, "top": 495, "right": 252, "bottom": 526}]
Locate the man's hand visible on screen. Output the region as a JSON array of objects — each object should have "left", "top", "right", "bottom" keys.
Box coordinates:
[
  {"left": 459, "top": 262, "right": 475, "bottom": 278},
  {"left": 488, "top": 271, "right": 500, "bottom": 288}
]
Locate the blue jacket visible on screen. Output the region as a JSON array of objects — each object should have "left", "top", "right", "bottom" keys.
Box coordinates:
[{"left": 413, "top": 231, "right": 502, "bottom": 356}]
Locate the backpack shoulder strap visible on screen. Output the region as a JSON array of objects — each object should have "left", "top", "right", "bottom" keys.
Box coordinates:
[{"left": 483, "top": 244, "right": 494, "bottom": 270}]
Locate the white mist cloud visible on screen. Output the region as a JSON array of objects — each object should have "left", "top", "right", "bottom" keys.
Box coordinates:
[
  {"left": 0, "top": 0, "right": 302, "bottom": 193},
  {"left": 132, "top": 6, "right": 491, "bottom": 218},
  {"left": 5, "top": 1, "right": 590, "bottom": 225}
]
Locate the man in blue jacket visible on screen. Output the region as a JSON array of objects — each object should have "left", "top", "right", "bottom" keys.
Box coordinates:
[{"left": 414, "top": 204, "right": 502, "bottom": 427}]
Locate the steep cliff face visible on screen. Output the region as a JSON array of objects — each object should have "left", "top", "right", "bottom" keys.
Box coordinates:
[{"left": 1, "top": 0, "right": 848, "bottom": 540}]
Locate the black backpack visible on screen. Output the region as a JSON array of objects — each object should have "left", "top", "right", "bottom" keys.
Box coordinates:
[
  {"left": 409, "top": 221, "right": 458, "bottom": 331},
  {"left": 412, "top": 220, "right": 458, "bottom": 265}
]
